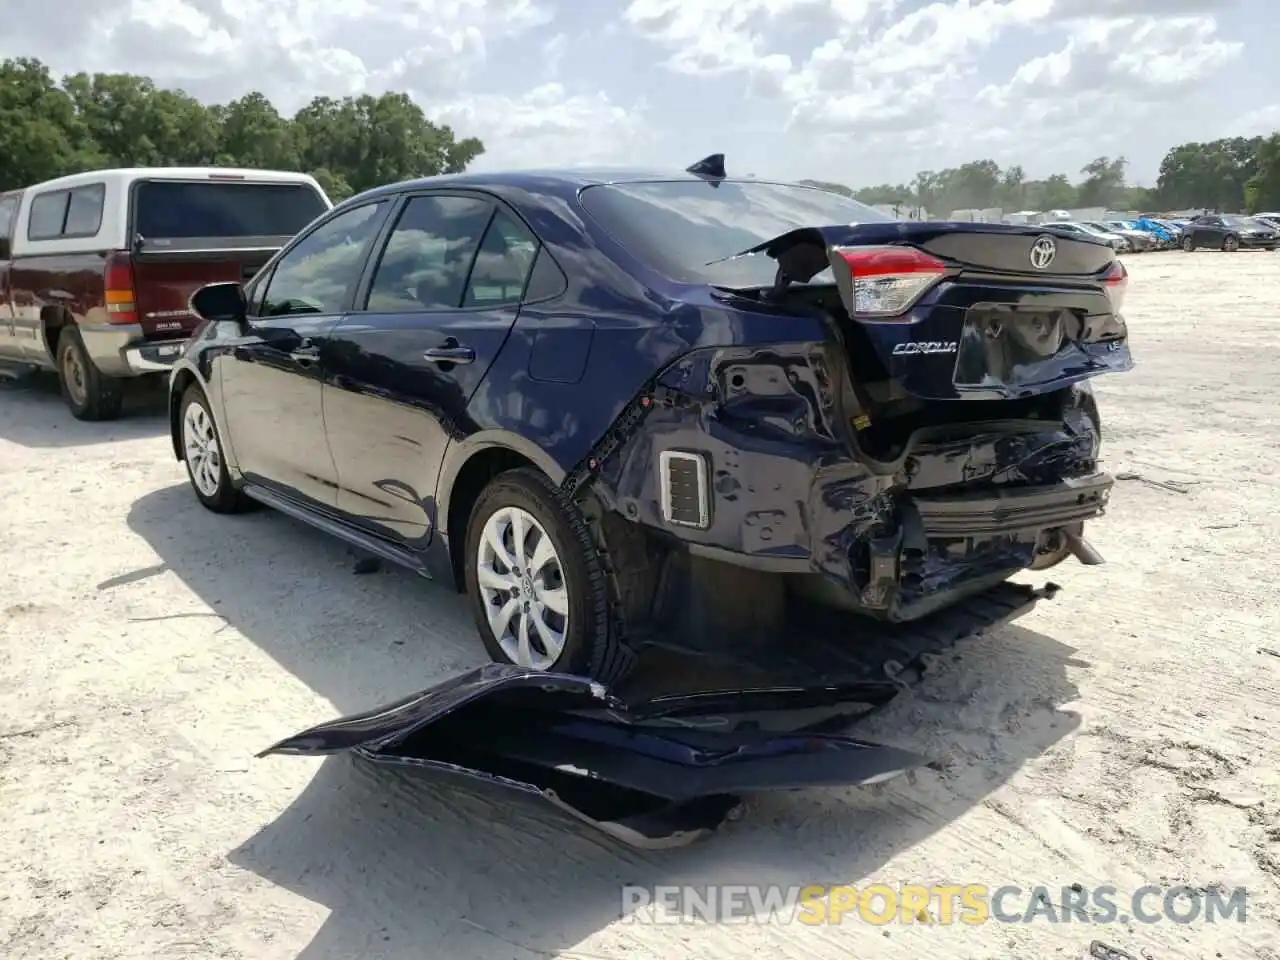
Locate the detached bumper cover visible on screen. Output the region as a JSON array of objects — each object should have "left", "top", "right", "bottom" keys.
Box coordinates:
[{"left": 259, "top": 663, "right": 929, "bottom": 849}]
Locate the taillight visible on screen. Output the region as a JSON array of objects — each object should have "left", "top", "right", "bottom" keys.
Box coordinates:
[
  {"left": 1102, "top": 258, "right": 1127, "bottom": 313},
  {"left": 104, "top": 253, "right": 138, "bottom": 326},
  {"left": 832, "top": 245, "right": 949, "bottom": 318}
]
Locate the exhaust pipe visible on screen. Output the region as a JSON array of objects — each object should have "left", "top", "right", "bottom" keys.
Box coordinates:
[{"left": 1064, "top": 529, "right": 1105, "bottom": 566}]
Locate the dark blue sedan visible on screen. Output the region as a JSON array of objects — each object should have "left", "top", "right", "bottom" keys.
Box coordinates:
[{"left": 168, "top": 156, "right": 1132, "bottom": 683}]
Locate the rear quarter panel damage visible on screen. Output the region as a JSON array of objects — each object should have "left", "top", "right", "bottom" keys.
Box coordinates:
[{"left": 583, "top": 339, "right": 1102, "bottom": 613}]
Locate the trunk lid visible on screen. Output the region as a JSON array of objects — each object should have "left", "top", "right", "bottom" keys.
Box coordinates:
[
  {"left": 738, "top": 221, "right": 1117, "bottom": 281},
  {"left": 128, "top": 176, "right": 331, "bottom": 340},
  {"left": 259, "top": 663, "right": 926, "bottom": 849},
  {"left": 729, "top": 221, "right": 1132, "bottom": 402}
]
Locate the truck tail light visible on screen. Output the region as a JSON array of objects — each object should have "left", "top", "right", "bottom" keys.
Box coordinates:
[{"left": 104, "top": 253, "right": 138, "bottom": 325}]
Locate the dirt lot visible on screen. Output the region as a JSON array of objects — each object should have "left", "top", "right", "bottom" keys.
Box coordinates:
[{"left": 2, "top": 251, "right": 1279, "bottom": 960}]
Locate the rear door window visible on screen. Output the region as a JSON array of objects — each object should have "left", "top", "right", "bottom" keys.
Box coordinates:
[
  {"left": 463, "top": 210, "right": 538, "bottom": 306},
  {"left": 133, "top": 180, "right": 329, "bottom": 241},
  {"left": 363, "top": 195, "right": 495, "bottom": 312}
]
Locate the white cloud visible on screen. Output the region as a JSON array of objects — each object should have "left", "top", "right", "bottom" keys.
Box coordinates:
[
  {"left": 0, "top": 0, "right": 1270, "bottom": 187},
  {"left": 1224, "top": 103, "right": 1280, "bottom": 139},
  {"left": 621, "top": 0, "right": 1254, "bottom": 183},
  {"left": 432, "top": 84, "right": 652, "bottom": 169},
  {"left": 1, "top": 0, "right": 647, "bottom": 172}
]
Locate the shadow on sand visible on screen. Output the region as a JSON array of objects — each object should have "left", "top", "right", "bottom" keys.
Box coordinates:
[
  {"left": 126, "top": 482, "right": 1085, "bottom": 960},
  {"left": 0, "top": 371, "right": 168, "bottom": 448}
]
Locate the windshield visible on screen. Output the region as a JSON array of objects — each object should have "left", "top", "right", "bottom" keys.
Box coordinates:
[
  {"left": 1073, "top": 223, "right": 1108, "bottom": 235},
  {"left": 134, "top": 180, "right": 329, "bottom": 241},
  {"left": 579, "top": 179, "right": 895, "bottom": 286}
]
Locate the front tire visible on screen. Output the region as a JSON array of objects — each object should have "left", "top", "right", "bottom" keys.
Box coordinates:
[
  {"left": 463, "top": 467, "right": 632, "bottom": 683},
  {"left": 179, "top": 384, "right": 253, "bottom": 514},
  {"left": 57, "top": 326, "right": 123, "bottom": 421},
  {"left": 1223, "top": 234, "right": 1240, "bottom": 252}
]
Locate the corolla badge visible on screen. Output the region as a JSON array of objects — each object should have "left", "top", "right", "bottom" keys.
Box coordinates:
[
  {"left": 1029, "top": 235, "right": 1057, "bottom": 269},
  {"left": 892, "top": 340, "right": 958, "bottom": 356}
]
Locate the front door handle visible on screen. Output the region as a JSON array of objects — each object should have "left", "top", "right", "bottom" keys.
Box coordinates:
[
  {"left": 423, "top": 338, "right": 475, "bottom": 365},
  {"left": 290, "top": 338, "right": 320, "bottom": 364}
]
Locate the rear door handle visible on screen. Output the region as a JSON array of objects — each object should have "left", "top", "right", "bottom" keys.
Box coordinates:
[{"left": 423, "top": 339, "right": 475, "bottom": 365}]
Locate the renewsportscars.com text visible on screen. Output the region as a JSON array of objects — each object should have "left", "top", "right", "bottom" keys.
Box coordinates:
[{"left": 620, "top": 884, "right": 1249, "bottom": 926}]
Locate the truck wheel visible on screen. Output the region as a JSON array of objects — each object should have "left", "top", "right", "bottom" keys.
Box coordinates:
[
  {"left": 57, "top": 327, "right": 124, "bottom": 421},
  {"left": 463, "top": 467, "right": 633, "bottom": 684},
  {"left": 180, "top": 383, "right": 253, "bottom": 514}
]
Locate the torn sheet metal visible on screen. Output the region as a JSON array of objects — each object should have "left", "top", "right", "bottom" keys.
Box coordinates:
[{"left": 259, "top": 663, "right": 927, "bottom": 849}]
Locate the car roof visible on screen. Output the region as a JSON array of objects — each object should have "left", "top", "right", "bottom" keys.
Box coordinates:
[{"left": 345, "top": 167, "right": 809, "bottom": 205}]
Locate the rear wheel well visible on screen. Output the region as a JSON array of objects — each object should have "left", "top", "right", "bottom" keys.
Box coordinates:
[
  {"left": 41, "top": 306, "right": 71, "bottom": 359},
  {"left": 445, "top": 447, "right": 540, "bottom": 591},
  {"left": 169, "top": 370, "right": 200, "bottom": 460}
]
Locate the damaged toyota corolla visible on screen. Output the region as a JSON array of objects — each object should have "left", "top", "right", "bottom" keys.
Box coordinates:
[{"left": 170, "top": 154, "right": 1132, "bottom": 688}]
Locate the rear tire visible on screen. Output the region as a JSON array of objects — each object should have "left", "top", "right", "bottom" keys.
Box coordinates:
[
  {"left": 179, "top": 384, "right": 254, "bottom": 514},
  {"left": 1181, "top": 236, "right": 1195, "bottom": 252},
  {"left": 463, "top": 467, "right": 633, "bottom": 684},
  {"left": 57, "top": 326, "right": 124, "bottom": 421}
]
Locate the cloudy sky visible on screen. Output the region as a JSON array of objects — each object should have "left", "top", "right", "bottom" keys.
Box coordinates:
[{"left": 4, "top": 0, "right": 1277, "bottom": 188}]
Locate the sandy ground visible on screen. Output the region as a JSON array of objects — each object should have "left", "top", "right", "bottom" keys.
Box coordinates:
[{"left": 1, "top": 251, "right": 1279, "bottom": 960}]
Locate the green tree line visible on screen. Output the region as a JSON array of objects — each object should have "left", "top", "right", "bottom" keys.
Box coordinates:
[
  {"left": 806, "top": 134, "right": 1280, "bottom": 216},
  {"left": 4, "top": 56, "right": 1280, "bottom": 215},
  {"left": 0, "top": 57, "right": 484, "bottom": 200}
]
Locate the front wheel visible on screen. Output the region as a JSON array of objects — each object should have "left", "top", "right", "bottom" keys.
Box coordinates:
[
  {"left": 179, "top": 384, "right": 253, "bottom": 513},
  {"left": 463, "top": 467, "right": 633, "bottom": 683},
  {"left": 1223, "top": 234, "right": 1240, "bottom": 252}
]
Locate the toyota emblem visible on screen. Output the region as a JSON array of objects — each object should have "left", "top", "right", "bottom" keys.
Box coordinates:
[{"left": 1029, "top": 235, "right": 1057, "bottom": 269}]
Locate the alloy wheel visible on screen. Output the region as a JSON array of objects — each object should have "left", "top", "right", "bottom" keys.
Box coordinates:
[
  {"left": 183, "top": 402, "right": 223, "bottom": 498},
  {"left": 475, "top": 505, "right": 569, "bottom": 670}
]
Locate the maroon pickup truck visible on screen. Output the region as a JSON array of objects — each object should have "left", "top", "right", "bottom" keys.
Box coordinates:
[{"left": 0, "top": 167, "right": 331, "bottom": 420}]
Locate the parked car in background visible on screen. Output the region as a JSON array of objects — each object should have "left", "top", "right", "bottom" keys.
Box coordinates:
[
  {"left": 1179, "top": 214, "right": 1278, "bottom": 252},
  {"left": 167, "top": 160, "right": 1131, "bottom": 682},
  {"left": 1091, "top": 221, "right": 1156, "bottom": 252},
  {"left": 1127, "top": 217, "right": 1177, "bottom": 248},
  {"left": 1045, "top": 220, "right": 1129, "bottom": 251},
  {"left": 1146, "top": 218, "right": 1185, "bottom": 241},
  {"left": 1254, "top": 213, "right": 1280, "bottom": 231},
  {"left": 0, "top": 167, "right": 331, "bottom": 419}
]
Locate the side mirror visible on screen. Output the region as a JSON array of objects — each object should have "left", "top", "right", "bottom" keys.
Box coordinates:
[{"left": 190, "top": 281, "right": 248, "bottom": 326}]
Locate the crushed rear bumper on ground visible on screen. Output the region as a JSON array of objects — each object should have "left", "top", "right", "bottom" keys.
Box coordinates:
[{"left": 260, "top": 580, "right": 1058, "bottom": 848}]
